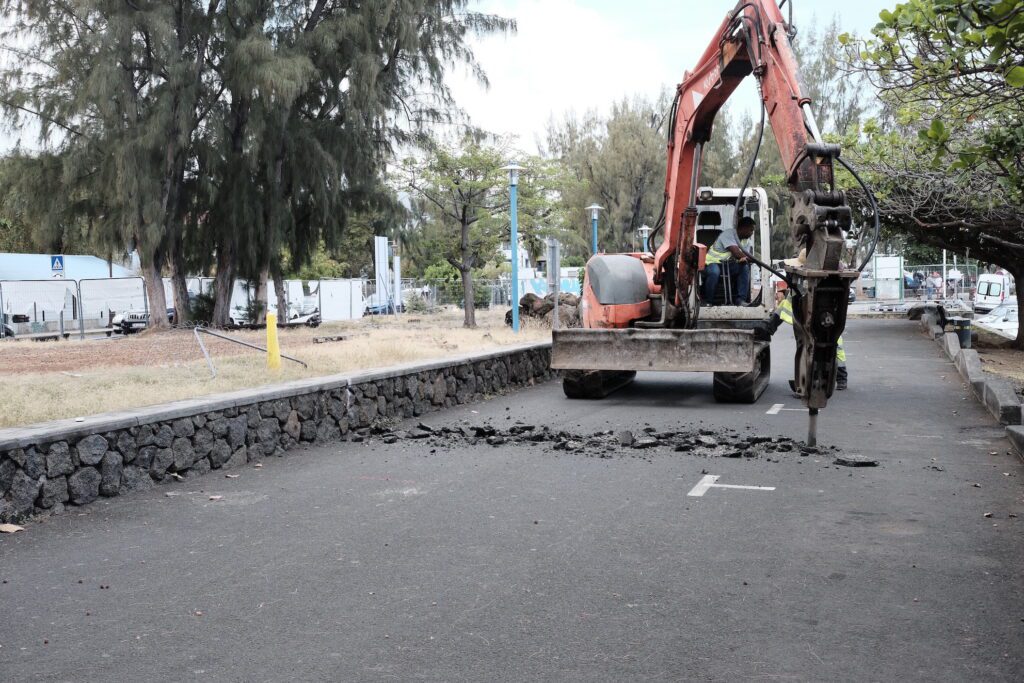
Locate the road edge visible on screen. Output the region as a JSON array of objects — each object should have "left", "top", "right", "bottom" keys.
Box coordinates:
[{"left": 917, "top": 313, "right": 1024, "bottom": 459}]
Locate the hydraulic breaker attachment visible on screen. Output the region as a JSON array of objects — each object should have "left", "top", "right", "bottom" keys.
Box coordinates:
[{"left": 786, "top": 266, "right": 859, "bottom": 442}]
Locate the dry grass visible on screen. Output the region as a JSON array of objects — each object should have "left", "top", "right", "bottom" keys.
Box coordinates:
[{"left": 0, "top": 309, "right": 549, "bottom": 428}]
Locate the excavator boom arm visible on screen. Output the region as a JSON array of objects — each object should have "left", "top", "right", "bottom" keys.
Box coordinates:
[{"left": 655, "top": 0, "right": 858, "bottom": 415}]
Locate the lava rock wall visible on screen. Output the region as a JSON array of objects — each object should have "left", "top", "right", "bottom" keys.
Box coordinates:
[{"left": 0, "top": 344, "right": 552, "bottom": 523}]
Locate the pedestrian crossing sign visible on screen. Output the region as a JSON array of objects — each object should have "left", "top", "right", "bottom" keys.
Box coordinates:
[{"left": 51, "top": 255, "right": 64, "bottom": 278}]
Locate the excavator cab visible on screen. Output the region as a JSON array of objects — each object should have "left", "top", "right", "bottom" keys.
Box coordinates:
[
  {"left": 553, "top": 187, "right": 776, "bottom": 403},
  {"left": 694, "top": 187, "right": 771, "bottom": 308}
]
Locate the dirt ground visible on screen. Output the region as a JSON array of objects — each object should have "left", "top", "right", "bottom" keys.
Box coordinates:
[
  {"left": 0, "top": 309, "right": 549, "bottom": 427},
  {"left": 975, "top": 331, "right": 1024, "bottom": 399}
]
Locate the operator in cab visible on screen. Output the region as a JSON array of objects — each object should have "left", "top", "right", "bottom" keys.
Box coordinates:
[{"left": 702, "top": 215, "right": 755, "bottom": 306}]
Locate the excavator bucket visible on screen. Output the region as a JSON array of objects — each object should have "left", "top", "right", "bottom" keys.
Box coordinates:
[{"left": 551, "top": 328, "right": 757, "bottom": 373}]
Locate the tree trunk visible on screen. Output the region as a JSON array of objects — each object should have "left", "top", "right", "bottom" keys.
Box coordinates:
[
  {"left": 273, "top": 269, "right": 288, "bottom": 324},
  {"left": 458, "top": 215, "right": 476, "bottom": 328},
  {"left": 140, "top": 248, "right": 169, "bottom": 329},
  {"left": 169, "top": 240, "right": 191, "bottom": 325},
  {"left": 461, "top": 266, "right": 476, "bottom": 328},
  {"left": 211, "top": 240, "right": 236, "bottom": 328},
  {"left": 1009, "top": 264, "right": 1024, "bottom": 350},
  {"left": 171, "top": 270, "right": 190, "bottom": 326},
  {"left": 254, "top": 265, "right": 269, "bottom": 325}
]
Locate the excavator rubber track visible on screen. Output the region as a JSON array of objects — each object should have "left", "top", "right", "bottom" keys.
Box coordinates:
[
  {"left": 712, "top": 343, "right": 770, "bottom": 403},
  {"left": 562, "top": 370, "right": 637, "bottom": 399}
]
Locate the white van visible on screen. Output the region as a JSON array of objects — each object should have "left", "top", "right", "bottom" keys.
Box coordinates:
[{"left": 975, "top": 273, "right": 1015, "bottom": 313}]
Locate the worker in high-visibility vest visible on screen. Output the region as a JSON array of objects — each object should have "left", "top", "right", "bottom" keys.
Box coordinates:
[
  {"left": 702, "top": 215, "right": 756, "bottom": 306},
  {"left": 771, "top": 279, "right": 848, "bottom": 390}
]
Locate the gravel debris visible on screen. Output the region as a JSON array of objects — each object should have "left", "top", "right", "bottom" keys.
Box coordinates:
[{"left": 357, "top": 419, "right": 844, "bottom": 463}]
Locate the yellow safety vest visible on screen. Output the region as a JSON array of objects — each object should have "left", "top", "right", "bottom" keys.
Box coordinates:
[
  {"left": 778, "top": 298, "right": 794, "bottom": 324},
  {"left": 706, "top": 234, "right": 753, "bottom": 265},
  {"left": 777, "top": 297, "right": 845, "bottom": 362}
]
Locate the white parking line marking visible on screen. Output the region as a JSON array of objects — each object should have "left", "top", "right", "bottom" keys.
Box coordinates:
[
  {"left": 687, "top": 474, "right": 776, "bottom": 497},
  {"left": 687, "top": 475, "right": 719, "bottom": 497},
  {"left": 765, "top": 403, "right": 806, "bottom": 414},
  {"left": 714, "top": 484, "right": 778, "bottom": 491}
]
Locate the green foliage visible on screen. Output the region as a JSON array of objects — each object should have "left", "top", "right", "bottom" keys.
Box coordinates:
[
  {"left": 545, "top": 96, "right": 667, "bottom": 256},
  {"left": 0, "top": 1, "right": 514, "bottom": 326},
  {"left": 0, "top": 217, "right": 31, "bottom": 253},
  {"left": 843, "top": 0, "right": 1024, "bottom": 345},
  {"left": 422, "top": 261, "right": 489, "bottom": 309},
  {"left": 244, "top": 298, "right": 266, "bottom": 327},
  {"left": 400, "top": 133, "right": 560, "bottom": 326},
  {"left": 422, "top": 261, "right": 463, "bottom": 306},
  {"left": 291, "top": 247, "right": 347, "bottom": 281},
  {"left": 1007, "top": 66, "right": 1024, "bottom": 88},
  {"left": 189, "top": 291, "right": 216, "bottom": 325},
  {"left": 848, "top": 0, "right": 1024, "bottom": 202},
  {"left": 405, "top": 293, "right": 428, "bottom": 313}
]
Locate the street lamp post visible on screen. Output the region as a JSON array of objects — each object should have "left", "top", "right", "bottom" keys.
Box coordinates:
[
  {"left": 638, "top": 225, "right": 652, "bottom": 253},
  {"left": 585, "top": 204, "right": 604, "bottom": 255},
  {"left": 546, "top": 237, "right": 561, "bottom": 330},
  {"left": 502, "top": 162, "right": 525, "bottom": 333}
]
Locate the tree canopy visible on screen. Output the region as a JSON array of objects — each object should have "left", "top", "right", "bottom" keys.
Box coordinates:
[
  {"left": 844, "top": 0, "right": 1024, "bottom": 346},
  {"left": 0, "top": 1, "right": 513, "bottom": 326},
  {"left": 400, "top": 133, "right": 563, "bottom": 327}
]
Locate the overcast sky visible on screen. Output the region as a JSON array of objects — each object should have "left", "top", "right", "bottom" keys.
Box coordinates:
[
  {"left": 0, "top": 0, "right": 894, "bottom": 153},
  {"left": 448, "top": 0, "right": 895, "bottom": 151}
]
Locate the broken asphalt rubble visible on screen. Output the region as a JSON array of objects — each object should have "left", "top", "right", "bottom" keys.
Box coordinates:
[{"left": 354, "top": 419, "right": 870, "bottom": 466}]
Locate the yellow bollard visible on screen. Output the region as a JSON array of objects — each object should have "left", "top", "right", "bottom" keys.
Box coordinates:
[{"left": 266, "top": 312, "right": 281, "bottom": 371}]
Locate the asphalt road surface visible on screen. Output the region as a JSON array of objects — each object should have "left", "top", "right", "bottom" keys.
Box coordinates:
[{"left": 2, "top": 319, "right": 1023, "bottom": 682}]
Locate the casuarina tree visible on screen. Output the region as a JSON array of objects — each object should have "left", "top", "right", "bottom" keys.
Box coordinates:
[{"left": 0, "top": 1, "right": 513, "bottom": 327}]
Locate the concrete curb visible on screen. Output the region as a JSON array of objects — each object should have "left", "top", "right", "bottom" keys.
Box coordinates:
[
  {"left": 1009, "top": 427, "right": 1024, "bottom": 461},
  {"left": 918, "top": 310, "right": 945, "bottom": 340},
  {"left": 927, "top": 312, "right": 1024, "bottom": 455},
  {"left": 942, "top": 332, "right": 959, "bottom": 360},
  {"left": 983, "top": 379, "right": 1024, "bottom": 426}
]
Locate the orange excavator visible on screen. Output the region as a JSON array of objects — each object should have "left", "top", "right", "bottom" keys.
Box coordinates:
[{"left": 551, "top": 0, "right": 878, "bottom": 444}]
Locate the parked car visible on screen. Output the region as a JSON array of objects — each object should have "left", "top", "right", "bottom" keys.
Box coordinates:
[
  {"left": 975, "top": 298, "right": 1017, "bottom": 324},
  {"left": 229, "top": 305, "right": 320, "bottom": 328},
  {"left": 113, "top": 308, "right": 176, "bottom": 334},
  {"left": 365, "top": 302, "right": 396, "bottom": 315},
  {"left": 975, "top": 301, "right": 1018, "bottom": 340},
  {"left": 974, "top": 273, "right": 1015, "bottom": 313}
]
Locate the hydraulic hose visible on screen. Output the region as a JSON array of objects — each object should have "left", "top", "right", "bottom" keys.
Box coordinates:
[
  {"left": 835, "top": 156, "right": 880, "bottom": 272},
  {"left": 734, "top": 96, "right": 766, "bottom": 225}
]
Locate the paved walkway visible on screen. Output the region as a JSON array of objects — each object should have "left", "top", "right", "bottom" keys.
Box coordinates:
[{"left": 1, "top": 320, "right": 1022, "bottom": 681}]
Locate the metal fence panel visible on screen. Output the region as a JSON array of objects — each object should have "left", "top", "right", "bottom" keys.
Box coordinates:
[
  {"left": 0, "top": 278, "right": 81, "bottom": 338},
  {"left": 79, "top": 277, "right": 147, "bottom": 330},
  {"left": 395, "top": 277, "right": 582, "bottom": 312},
  {"left": 903, "top": 263, "right": 979, "bottom": 301}
]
